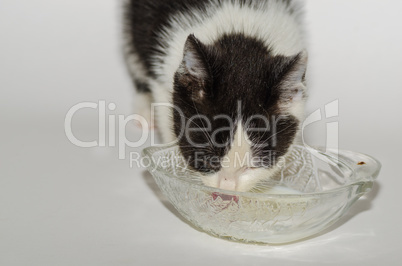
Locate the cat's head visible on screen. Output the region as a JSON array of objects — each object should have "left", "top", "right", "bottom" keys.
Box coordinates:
[{"left": 172, "top": 34, "right": 308, "bottom": 192}]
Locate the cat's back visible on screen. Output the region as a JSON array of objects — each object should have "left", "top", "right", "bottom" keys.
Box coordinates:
[
  {"left": 125, "top": 0, "right": 212, "bottom": 73},
  {"left": 125, "top": 0, "right": 305, "bottom": 80}
]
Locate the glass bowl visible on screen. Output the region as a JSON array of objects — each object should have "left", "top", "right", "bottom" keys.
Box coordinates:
[{"left": 142, "top": 144, "right": 381, "bottom": 244}]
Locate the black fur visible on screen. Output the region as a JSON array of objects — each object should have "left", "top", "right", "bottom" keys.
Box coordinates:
[
  {"left": 124, "top": 0, "right": 297, "bottom": 78},
  {"left": 134, "top": 80, "right": 151, "bottom": 93},
  {"left": 124, "top": 0, "right": 213, "bottom": 78},
  {"left": 173, "top": 34, "right": 301, "bottom": 172}
]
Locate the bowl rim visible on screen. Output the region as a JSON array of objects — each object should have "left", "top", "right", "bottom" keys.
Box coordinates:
[{"left": 141, "top": 144, "right": 381, "bottom": 199}]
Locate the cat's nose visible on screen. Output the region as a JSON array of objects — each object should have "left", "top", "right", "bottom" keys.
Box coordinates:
[
  {"left": 218, "top": 167, "right": 248, "bottom": 191},
  {"left": 218, "top": 172, "right": 244, "bottom": 191},
  {"left": 218, "top": 175, "right": 237, "bottom": 191}
]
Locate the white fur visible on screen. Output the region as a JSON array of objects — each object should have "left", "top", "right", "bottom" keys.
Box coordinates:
[
  {"left": 201, "top": 122, "right": 279, "bottom": 192},
  {"left": 123, "top": 26, "right": 155, "bottom": 123},
  {"left": 123, "top": 24, "right": 149, "bottom": 86},
  {"left": 154, "top": 0, "right": 304, "bottom": 85}
]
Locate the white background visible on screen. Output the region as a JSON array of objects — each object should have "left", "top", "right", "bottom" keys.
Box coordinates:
[{"left": 1, "top": 0, "right": 401, "bottom": 265}]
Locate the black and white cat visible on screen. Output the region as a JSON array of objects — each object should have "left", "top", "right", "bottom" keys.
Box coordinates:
[{"left": 124, "top": 0, "right": 308, "bottom": 192}]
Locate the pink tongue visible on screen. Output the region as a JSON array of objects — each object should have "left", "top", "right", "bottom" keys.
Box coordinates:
[{"left": 212, "top": 192, "right": 239, "bottom": 203}]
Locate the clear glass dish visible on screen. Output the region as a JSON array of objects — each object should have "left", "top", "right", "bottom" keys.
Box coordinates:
[{"left": 142, "top": 144, "right": 381, "bottom": 244}]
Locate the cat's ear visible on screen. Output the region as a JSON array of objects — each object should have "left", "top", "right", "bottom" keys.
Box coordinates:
[
  {"left": 176, "top": 34, "right": 211, "bottom": 88},
  {"left": 279, "top": 50, "right": 308, "bottom": 103}
]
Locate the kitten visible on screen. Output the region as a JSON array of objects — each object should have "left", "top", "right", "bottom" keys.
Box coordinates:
[{"left": 124, "top": 0, "right": 308, "bottom": 192}]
